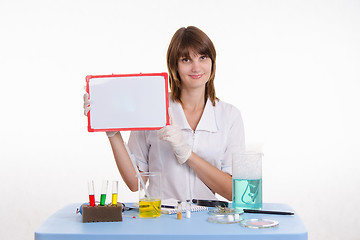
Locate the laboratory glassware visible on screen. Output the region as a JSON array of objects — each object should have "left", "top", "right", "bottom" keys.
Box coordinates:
[
  {"left": 138, "top": 172, "right": 161, "bottom": 218},
  {"left": 232, "top": 152, "right": 263, "bottom": 210}
]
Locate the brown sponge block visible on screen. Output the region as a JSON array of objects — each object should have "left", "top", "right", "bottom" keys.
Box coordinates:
[{"left": 82, "top": 204, "right": 123, "bottom": 222}]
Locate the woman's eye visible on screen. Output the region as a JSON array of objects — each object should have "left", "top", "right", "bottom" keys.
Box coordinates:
[
  {"left": 200, "top": 56, "right": 207, "bottom": 60},
  {"left": 181, "top": 58, "right": 190, "bottom": 63}
]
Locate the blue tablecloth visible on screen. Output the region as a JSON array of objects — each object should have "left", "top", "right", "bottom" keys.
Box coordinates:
[{"left": 35, "top": 203, "right": 307, "bottom": 240}]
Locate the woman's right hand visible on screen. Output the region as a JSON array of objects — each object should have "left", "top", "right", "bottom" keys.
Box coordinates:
[
  {"left": 82, "top": 91, "right": 118, "bottom": 138},
  {"left": 83, "top": 92, "right": 90, "bottom": 116}
]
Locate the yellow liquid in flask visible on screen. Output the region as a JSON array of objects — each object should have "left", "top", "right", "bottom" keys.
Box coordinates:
[{"left": 139, "top": 198, "right": 161, "bottom": 218}]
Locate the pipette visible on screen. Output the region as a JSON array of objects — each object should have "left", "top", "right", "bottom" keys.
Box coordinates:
[
  {"left": 124, "top": 143, "right": 149, "bottom": 197},
  {"left": 100, "top": 180, "right": 108, "bottom": 206},
  {"left": 112, "top": 181, "right": 118, "bottom": 205},
  {"left": 88, "top": 180, "right": 95, "bottom": 207}
]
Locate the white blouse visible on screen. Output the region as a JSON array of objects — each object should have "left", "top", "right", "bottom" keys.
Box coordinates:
[{"left": 127, "top": 97, "right": 245, "bottom": 201}]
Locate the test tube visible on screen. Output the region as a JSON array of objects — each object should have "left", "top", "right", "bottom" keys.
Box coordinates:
[
  {"left": 185, "top": 200, "right": 191, "bottom": 218},
  {"left": 88, "top": 180, "right": 95, "bottom": 207},
  {"left": 177, "top": 201, "right": 182, "bottom": 220},
  {"left": 112, "top": 181, "right": 118, "bottom": 206},
  {"left": 100, "top": 180, "right": 108, "bottom": 206}
]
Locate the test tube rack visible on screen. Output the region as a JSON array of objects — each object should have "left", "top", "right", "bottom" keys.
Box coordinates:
[{"left": 82, "top": 204, "right": 123, "bottom": 222}]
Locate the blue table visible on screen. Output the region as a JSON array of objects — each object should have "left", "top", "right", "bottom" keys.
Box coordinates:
[{"left": 35, "top": 203, "right": 307, "bottom": 240}]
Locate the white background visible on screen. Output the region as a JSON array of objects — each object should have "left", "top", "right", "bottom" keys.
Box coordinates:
[{"left": 0, "top": 1, "right": 359, "bottom": 239}]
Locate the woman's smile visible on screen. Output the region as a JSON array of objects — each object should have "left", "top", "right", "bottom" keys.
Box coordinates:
[{"left": 189, "top": 74, "right": 204, "bottom": 79}]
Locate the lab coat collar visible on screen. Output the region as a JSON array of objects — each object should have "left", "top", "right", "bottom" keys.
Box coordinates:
[{"left": 171, "top": 98, "right": 219, "bottom": 133}]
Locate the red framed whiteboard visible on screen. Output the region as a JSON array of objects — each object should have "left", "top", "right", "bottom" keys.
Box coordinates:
[{"left": 86, "top": 72, "right": 169, "bottom": 132}]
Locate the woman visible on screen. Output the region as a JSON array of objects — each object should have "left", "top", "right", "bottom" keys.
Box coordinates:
[{"left": 84, "top": 26, "right": 245, "bottom": 201}]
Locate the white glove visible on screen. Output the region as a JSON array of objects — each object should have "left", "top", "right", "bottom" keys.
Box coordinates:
[
  {"left": 83, "top": 90, "right": 118, "bottom": 138},
  {"left": 83, "top": 92, "right": 91, "bottom": 116},
  {"left": 157, "top": 108, "right": 192, "bottom": 164},
  {"left": 106, "top": 131, "right": 118, "bottom": 138}
]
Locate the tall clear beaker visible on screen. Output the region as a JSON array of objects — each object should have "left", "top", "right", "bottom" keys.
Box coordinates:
[
  {"left": 232, "top": 152, "right": 263, "bottom": 210},
  {"left": 138, "top": 172, "right": 161, "bottom": 218}
]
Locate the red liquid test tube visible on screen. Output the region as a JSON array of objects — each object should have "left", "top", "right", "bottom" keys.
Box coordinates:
[{"left": 88, "top": 180, "right": 95, "bottom": 207}]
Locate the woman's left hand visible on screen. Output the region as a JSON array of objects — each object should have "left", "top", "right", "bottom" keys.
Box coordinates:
[{"left": 157, "top": 108, "right": 192, "bottom": 164}]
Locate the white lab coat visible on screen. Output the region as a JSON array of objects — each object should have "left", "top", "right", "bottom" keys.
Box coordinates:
[{"left": 128, "top": 97, "right": 245, "bottom": 201}]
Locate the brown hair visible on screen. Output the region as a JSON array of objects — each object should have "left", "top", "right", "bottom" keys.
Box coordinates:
[{"left": 167, "top": 26, "right": 218, "bottom": 106}]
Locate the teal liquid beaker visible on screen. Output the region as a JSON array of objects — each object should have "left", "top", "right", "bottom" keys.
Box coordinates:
[{"left": 232, "top": 152, "right": 263, "bottom": 210}]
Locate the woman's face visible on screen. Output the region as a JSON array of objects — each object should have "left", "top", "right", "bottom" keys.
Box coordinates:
[{"left": 177, "top": 49, "right": 212, "bottom": 91}]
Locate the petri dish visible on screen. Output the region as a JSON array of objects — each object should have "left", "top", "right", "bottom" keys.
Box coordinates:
[
  {"left": 208, "top": 208, "right": 244, "bottom": 216},
  {"left": 207, "top": 214, "right": 243, "bottom": 224},
  {"left": 240, "top": 219, "right": 279, "bottom": 229}
]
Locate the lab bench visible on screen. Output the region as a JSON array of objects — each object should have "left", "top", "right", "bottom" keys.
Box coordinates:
[{"left": 35, "top": 203, "right": 308, "bottom": 240}]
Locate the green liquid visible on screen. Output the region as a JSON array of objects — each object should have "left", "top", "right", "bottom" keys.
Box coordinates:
[
  {"left": 100, "top": 194, "right": 106, "bottom": 206},
  {"left": 232, "top": 178, "right": 262, "bottom": 209}
]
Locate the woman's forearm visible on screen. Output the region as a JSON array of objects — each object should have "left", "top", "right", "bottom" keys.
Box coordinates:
[
  {"left": 108, "top": 132, "right": 139, "bottom": 191},
  {"left": 186, "top": 152, "right": 232, "bottom": 201}
]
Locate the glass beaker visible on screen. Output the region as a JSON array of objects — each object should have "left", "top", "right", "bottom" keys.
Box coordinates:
[
  {"left": 232, "top": 152, "right": 263, "bottom": 210},
  {"left": 138, "top": 172, "right": 161, "bottom": 218}
]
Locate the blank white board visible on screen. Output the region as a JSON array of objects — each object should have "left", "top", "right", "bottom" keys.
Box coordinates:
[{"left": 86, "top": 73, "right": 169, "bottom": 132}]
